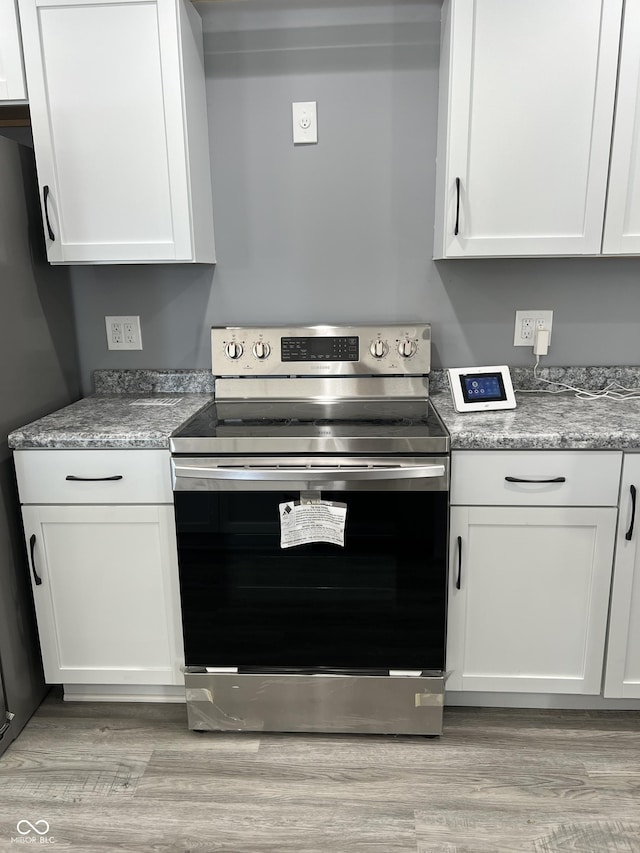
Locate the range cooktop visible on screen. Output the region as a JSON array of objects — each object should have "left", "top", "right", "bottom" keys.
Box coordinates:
[
  {"left": 170, "top": 398, "right": 449, "bottom": 455},
  {"left": 170, "top": 323, "right": 449, "bottom": 455}
]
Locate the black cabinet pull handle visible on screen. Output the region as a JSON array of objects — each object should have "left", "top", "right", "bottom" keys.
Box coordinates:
[
  {"left": 505, "top": 476, "right": 566, "bottom": 484},
  {"left": 454, "top": 177, "right": 461, "bottom": 236},
  {"left": 43, "top": 185, "right": 55, "bottom": 241},
  {"left": 29, "top": 534, "right": 42, "bottom": 586},
  {"left": 456, "top": 535, "right": 462, "bottom": 590},
  {"left": 65, "top": 475, "right": 123, "bottom": 482},
  {"left": 626, "top": 485, "right": 637, "bottom": 541}
]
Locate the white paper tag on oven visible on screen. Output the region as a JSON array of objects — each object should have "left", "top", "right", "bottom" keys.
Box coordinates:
[{"left": 279, "top": 500, "right": 347, "bottom": 548}]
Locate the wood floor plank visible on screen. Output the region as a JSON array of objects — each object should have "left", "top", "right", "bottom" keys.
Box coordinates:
[
  {"left": 416, "top": 808, "right": 640, "bottom": 853},
  {"left": 253, "top": 731, "right": 597, "bottom": 774},
  {"left": 0, "top": 799, "right": 417, "bottom": 852},
  {"left": 444, "top": 707, "right": 640, "bottom": 732},
  {"left": 533, "top": 821, "right": 640, "bottom": 852},
  {"left": 134, "top": 748, "right": 432, "bottom": 808},
  {"left": 0, "top": 749, "right": 151, "bottom": 803},
  {"left": 13, "top": 693, "right": 261, "bottom": 755}
]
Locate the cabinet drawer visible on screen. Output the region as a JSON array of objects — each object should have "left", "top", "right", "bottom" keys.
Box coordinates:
[
  {"left": 14, "top": 449, "right": 172, "bottom": 504},
  {"left": 451, "top": 450, "right": 622, "bottom": 507}
]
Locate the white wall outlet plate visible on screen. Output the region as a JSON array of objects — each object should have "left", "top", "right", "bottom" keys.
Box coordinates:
[
  {"left": 105, "top": 315, "right": 143, "bottom": 350},
  {"left": 513, "top": 310, "right": 553, "bottom": 347},
  {"left": 292, "top": 101, "right": 318, "bottom": 144}
]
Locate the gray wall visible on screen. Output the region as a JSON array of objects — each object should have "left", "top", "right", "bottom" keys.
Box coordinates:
[
  {"left": 0, "top": 136, "right": 80, "bottom": 750},
  {"left": 70, "top": 0, "right": 640, "bottom": 394}
]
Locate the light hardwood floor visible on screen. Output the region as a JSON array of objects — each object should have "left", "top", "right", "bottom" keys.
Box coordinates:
[{"left": 1, "top": 690, "right": 639, "bottom": 852}]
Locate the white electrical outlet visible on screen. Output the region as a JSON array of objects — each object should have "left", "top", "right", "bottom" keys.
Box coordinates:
[
  {"left": 513, "top": 310, "right": 553, "bottom": 347},
  {"left": 105, "top": 316, "right": 143, "bottom": 350},
  {"left": 292, "top": 101, "right": 318, "bottom": 144}
]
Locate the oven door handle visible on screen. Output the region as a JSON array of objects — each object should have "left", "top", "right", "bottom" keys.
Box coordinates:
[{"left": 172, "top": 462, "right": 447, "bottom": 482}]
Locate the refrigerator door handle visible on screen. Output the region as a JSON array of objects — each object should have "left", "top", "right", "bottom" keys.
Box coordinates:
[
  {"left": 29, "top": 534, "right": 42, "bottom": 586},
  {"left": 0, "top": 712, "right": 15, "bottom": 741}
]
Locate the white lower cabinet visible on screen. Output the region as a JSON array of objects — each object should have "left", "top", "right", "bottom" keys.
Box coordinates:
[
  {"left": 604, "top": 455, "right": 640, "bottom": 698},
  {"left": 15, "top": 450, "right": 184, "bottom": 687},
  {"left": 447, "top": 451, "right": 622, "bottom": 695}
]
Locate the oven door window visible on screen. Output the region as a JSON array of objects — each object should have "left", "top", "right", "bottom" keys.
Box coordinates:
[{"left": 175, "top": 490, "right": 447, "bottom": 671}]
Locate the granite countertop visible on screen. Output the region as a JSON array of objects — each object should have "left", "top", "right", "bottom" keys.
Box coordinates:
[
  {"left": 8, "top": 370, "right": 215, "bottom": 450},
  {"left": 431, "top": 365, "right": 640, "bottom": 450},
  {"left": 9, "top": 366, "right": 640, "bottom": 452},
  {"left": 432, "top": 391, "right": 640, "bottom": 450}
]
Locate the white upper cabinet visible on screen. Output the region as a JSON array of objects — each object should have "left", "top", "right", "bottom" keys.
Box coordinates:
[
  {"left": 603, "top": 2, "right": 640, "bottom": 254},
  {"left": 18, "top": 0, "right": 215, "bottom": 264},
  {"left": 0, "top": 0, "right": 27, "bottom": 101},
  {"left": 434, "top": 0, "right": 624, "bottom": 258}
]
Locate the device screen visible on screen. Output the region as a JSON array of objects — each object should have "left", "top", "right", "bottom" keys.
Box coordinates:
[{"left": 460, "top": 372, "right": 507, "bottom": 403}]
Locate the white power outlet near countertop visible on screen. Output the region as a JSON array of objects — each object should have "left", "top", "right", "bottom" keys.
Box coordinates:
[
  {"left": 513, "top": 310, "right": 553, "bottom": 347},
  {"left": 105, "top": 316, "right": 143, "bottom": 350}
]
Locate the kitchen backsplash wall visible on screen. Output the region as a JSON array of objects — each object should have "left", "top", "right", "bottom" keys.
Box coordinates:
[{"left": 69, "top": 0, "right": 640, "bottom": 395}]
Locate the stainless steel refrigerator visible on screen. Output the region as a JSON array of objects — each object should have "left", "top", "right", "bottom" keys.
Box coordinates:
[{"left": 0, "top": 133, "right": 80, "bottom": 757}]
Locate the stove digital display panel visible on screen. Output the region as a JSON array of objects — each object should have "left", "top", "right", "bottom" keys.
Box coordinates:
[{"left": 281, "top": 336, "right": 359, "bottom": 362}]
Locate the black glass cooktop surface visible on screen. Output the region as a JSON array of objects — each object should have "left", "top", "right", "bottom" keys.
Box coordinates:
[{"left": 170, "top": 399, "right": 449, "bottom": 455}]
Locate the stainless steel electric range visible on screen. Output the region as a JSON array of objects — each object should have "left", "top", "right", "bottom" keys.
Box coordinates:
[{"left": 170, "top": 323, "right": 450, "bottom": 736}]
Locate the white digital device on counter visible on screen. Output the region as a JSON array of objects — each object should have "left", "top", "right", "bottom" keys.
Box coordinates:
[{"left": 448, "top": 365, "right": 516, "bottom": 412}]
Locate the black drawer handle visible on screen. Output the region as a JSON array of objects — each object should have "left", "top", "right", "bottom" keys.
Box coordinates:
[
  {"left": 505, "top": 476, "right": 566, "bottom": 484},
  {"left": 626, "top": 485, "right": 637, "bottom": 541},
  {"left": 454, "top": 177, "right": 461, "bottom": 236},
  {"left": 29, "top": 534, "right": 42, "bottom": 586},
  {"left": 456, "top": 535, "right": 462, "bottom": 590},
  {"left": 65, "top": 475, "right": 123, "bottom": 482},
  {"left": 43, "top": 185, "right": 55, "bottom": 241}
]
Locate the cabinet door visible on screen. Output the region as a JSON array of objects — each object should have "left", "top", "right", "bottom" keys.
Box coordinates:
[
  {"left": 603, "top": 3, "right": 640, "bottom": 254},
  {"left": 22, "top": 504, "right": 183, "bottom": 685},
  {"left": 447, "top": 505, "right": 617, "bottom": 693},
  {"left": 604, "top": 456, "right": 640, "bottom": 698},
  {"left": 18, "top": 0, "right": 213, "bottom": 264},
  {"left": 434, "top": 0, "right": 622, "bottom": 258},
  {"left": 0, "top": 0, "right": 27, "bottom": 101}
]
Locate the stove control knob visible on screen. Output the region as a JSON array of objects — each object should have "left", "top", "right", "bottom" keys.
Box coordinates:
[
  {"left": 252, "top": 341, "right": 271, "bottom": 360},
  {"left": 397, "top": 338, "right": 417, "bottom": 358},
  {"left": 225, "top": 341, "right": 244, "bottom": 360},
  {"left": 369, "top": 340, "right": 388, "bottom": 359}
]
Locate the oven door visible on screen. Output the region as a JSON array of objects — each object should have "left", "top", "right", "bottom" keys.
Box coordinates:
[{"left": 172, "top": 456, "right": 449, "bottom": 674}]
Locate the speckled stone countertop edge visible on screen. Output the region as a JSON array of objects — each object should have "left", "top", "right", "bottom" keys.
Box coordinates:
[
  {"left": 93, "top": 368, "right": 216, "bottom": 394},
  {"left": 93, "top": 366, "right": 640, "bottom": 396},
  {"left": 429, "top": 365, "right": 640, "bottom": 394}
]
